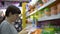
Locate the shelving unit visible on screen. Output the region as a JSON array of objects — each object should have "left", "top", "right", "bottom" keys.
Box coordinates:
[
  {"left": 27, "top": 0, "right": 56, "bottom": 17},
  {"left": 38, "top": 14, "right": 60, "bottom": 21},
  {"left": 24, "top": 0, "right": 60, "bottom": 34},
  {"left": 26, "top": 0, "right": 60, "bottom": 22}
]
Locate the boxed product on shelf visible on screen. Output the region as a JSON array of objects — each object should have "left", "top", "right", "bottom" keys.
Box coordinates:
[
  {"left": 57, "top": 3, "right": 60, "bottom": 14},
  {"left": 39, "top": 10, "right": 44, "bottom": 18},
  {"left": 44, "top": 7, "right": 51, "bottom": 16},
  {"left": 51, "top": 6, "right": 57, "bottom": 15}
]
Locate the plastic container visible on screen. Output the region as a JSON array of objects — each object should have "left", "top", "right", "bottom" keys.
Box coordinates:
[
  {"left": 44, "top": 8, "right": 51, "bottom": 16},
  {"left": 57, "top": 3, "right": 60, "bottom": 14},
  {"left": 51, "top": 6, "right": 57, "bottom": 15}
]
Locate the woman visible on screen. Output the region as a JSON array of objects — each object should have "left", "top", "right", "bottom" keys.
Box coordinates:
[{"left": 0, "top": 5, "right": 28, "bottom": 34}]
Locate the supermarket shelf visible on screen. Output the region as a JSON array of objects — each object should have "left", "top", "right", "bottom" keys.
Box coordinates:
[
  {"left": 38, "top": 14, "right": 60, "bottom": 21},
  {"left": 27, "top": 0, "right": 56, "bottom": 17}
]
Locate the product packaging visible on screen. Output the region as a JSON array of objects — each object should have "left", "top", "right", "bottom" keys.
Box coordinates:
[
  {"left": 44, "top": 7, "right": 51, "bottom": 16},
  {"left": 57, "top": 3, "right": 60, "bottom": 14},
  {"left": 51, "top": 6, "right": 57, "bottom": 15}
]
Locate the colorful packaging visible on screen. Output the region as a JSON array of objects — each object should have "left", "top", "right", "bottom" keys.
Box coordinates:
[
  {"left": 39, "top": 10, "right": 44, "bottom": 18},
  {"left": 44, "top": 8, "right": 51, "bottom": 16},
  {"left": 57, "top": 3, "right": 60, "bottom": 14},
  {"left": 51, "top": 6, "right": 57, "bottom": 15}
]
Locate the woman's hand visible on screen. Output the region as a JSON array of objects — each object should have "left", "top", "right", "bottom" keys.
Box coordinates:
[{"left": 18, "top": 28, "right": 28, "bottom": 34}]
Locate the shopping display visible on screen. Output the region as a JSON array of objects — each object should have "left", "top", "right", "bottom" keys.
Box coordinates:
[
  {"left": 33, "top": 4, "right": 60, "bottom": 19},
  {"left": 0, "top": 0, "right": 60, "bottom": 34},
  {"left": 26, "top": 0, "right": 60, "bottom": 34},
  {"left": 28, "top": 0, "right": 55, "bottom": 14},
  {"left": 27, "top": 19, "right": 60, "bottom": 34}
]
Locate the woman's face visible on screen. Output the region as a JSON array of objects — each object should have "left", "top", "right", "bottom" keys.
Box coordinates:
[{"left": 10, "top": 13, "right": 19, "bottom": 22}]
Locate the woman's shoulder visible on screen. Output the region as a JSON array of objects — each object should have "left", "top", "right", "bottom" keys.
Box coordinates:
[{"left": 0, "top": 20, "right": 10, "bottom": 28}]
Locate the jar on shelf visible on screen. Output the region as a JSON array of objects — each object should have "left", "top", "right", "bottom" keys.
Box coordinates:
[
  {"left": 51, "top": 6, "right": 57, "bottom": 15},
  {"left": 57, "top": 3, "right": 60, "bottom": 14},
  {"left": 44, "top": 8, "right": 51, "bottom": 16}
]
